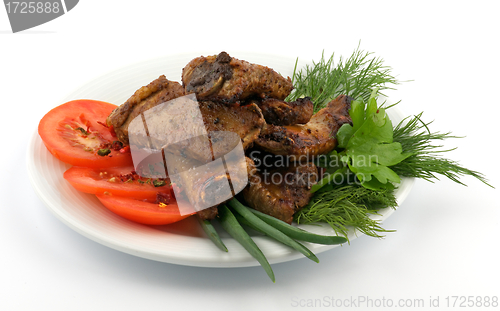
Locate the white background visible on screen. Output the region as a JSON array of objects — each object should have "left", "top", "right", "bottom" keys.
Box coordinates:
[{"left": 1, "top": 1, "right": 499, "bottom": 310}]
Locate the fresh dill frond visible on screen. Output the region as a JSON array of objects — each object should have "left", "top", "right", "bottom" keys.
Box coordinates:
[
  {"left": 287, "top": 46, "right": 401, "bottom": 112},
  {"left": 294, "top": 184, "right": 398, "bottom": 240},
  {"left": 391, "top": 113, "right": 493, "bottom": 187}
]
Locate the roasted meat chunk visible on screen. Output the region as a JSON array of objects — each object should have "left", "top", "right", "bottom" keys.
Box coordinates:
[
  {"left": 106, "top": 75, "right": 185, "bottom": 145},
  {"left": 255, "top": 95, "right": 352, "bottom": 161},
  {"left": 194, "top": 101, "right": 265, "bottom": 161},
  {"left": 253, "top": 97, "right": 314, "bottom": 126},
  {"left": 182, "top": 51, "right": 294, "bottom": 103},
  {"left": 243, "top": 162, "right": 318, "bottom": 224},
  {"left": 166, "top": 154, "right": 256, "bottom": 220},
  {"left": 165, "top": 153, "right": 230, "bottom": 219},
  {"left": 127, "top": 97, "right": 265, "bottom": 164},
  {"left": 197, "top": 206, "right": 219, "bottom": 221},
  {"left": 106, "top": 74, "right": 265, "bottom": 164}
]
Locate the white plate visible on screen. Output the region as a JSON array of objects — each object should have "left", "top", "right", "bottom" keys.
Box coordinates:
[{"left": 26, "top": 52, "right": 415, "bottom": 267}]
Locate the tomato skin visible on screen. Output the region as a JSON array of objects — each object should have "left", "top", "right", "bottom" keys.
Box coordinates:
[
  {"left": 96, "top": 194, "right": 194, "bottom": 225},
  {"left": 38, "top": 99, "right": 133, "bottom": 168},
  {"left": 64, "top": 166, "right": 170, "bottom": 201}
]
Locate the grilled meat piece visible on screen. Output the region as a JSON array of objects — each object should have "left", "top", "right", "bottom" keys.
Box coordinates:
[
  {"left": 106, "top": 75, "right": 185, "bottom": 145},
  {"left": 197, "top": 206, "right": 219, "bottom": 220},
  {"left": 107, "top": 74, "right": 265, "bottom": 163},
  {"left": 255, "top": 95, "right": 352, "bottom": 161},
  {"left": 166, "top": 154, "right": 256, "bottom": 220},
  {"left": 253, "top": 97, "right": 314, "bottom": 126},
  {"left": 131, "top": 98, "right": 264, "bottom": 164},
  {"left": 182, "top": 51, "right": 294, "bottom": 103},
  {"left": 182, "top": 52, "right": 232, "bottom": 99},
  {"left": 165, "top": 152, "right": 229, "bottom": 219},
  {"left": 243, "top": 162, "right": 318, "bottom": 224},
  {"left": 194, "top": 101, "right": 264, "bottom": 161}
]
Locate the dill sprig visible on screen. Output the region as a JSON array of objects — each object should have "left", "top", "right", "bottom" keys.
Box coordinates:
[
  {"left": 294, "top": 185, "right": 398, "bottom": 240},
  {"left": 287, "top": 46, "right": 401, "bottom": 112},
  {"left": 391, "top": 113, "right": 493, "bottom": 187}
]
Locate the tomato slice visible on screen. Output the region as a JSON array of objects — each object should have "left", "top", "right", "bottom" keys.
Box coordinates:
[
  {"left": 38, "top": 99, "right": 133, "bottom": 168},
  {"left": 96, "top": 194, "right": 194, "bottom": 225},
  {"left": 64, "top": 166, "right": 171, "bottom": 201}
]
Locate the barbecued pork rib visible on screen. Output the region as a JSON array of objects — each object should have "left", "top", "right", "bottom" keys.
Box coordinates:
[
  {"left": 182, "top": 52, "right": 294, "bottom": 103},
  {"left": 106, "top": 75, "right": 185, "bottom": 145},
  {"left": 255, "top": 95, "right": 352, "bottom": 160},
  {"left": 252, "top": 97, "right": 314, "bottom": 126},
  {"left": 243, "top": 162, "right": 318, "bottom": 224}
]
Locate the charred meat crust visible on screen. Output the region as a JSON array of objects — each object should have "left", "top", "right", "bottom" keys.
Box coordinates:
[
  {"left": 106, "top": 75, "right": 185, "bottom": 145},
  {"left": 186, "top": 157, "right": 257, "bottom": 221},
  {"left": 184, "top": 52, "right": 233, "bottom": 98},
  {"left": 165, "top": 153, "right": 229, "bottom": 220},
  {"left": 161, "top": 101, "right": 265, "bottom": 164},
  {"left": 253, "top": 97, "right": 314, "bottom": 126},
  {"left": 197, "top": 206, "right": 219, "bottom": 220},
  {"left": 254, "top": 95, "right": 352, "bottom": 160},
  {"left": 243, "top": 162, "right": 318, "bottom": 224},
  {"left": 182, "top": 51, "right": 294, "bottom": 103},
  {"left": 106, "top": 77, "right": 264, "bottom": 163},
  {"left": 199, "top": 101, "right": 265, "bottom": 151}
]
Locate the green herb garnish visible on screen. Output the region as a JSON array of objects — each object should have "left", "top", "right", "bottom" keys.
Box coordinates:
[
  {"left": 75, "top": 127, "right": 90, "bottom": 135},
  {"left": 295, "top": 184, "right": 397, "bottom": 239},
  {"left": 153, "top": 179, "right": 167, "bottom": 187},
  {"left": 287, "top": 46, "right": 401, "bottom": 112},
  {"left": 97, "top": 148, "right": 111, "bottom": 156},
  {"left": 291, "top": 48, "right": 491, "bottom": 243},
  {"left": 334, "top": 90, "right": 411, "bottom": 190},
  {"left": 391, "top": 113, "right": 492, "bottom": 187}
]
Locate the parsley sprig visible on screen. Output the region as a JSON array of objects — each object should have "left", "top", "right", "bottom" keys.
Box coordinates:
[{"left": 335, "top": 90, "right": 411, "bottom": 190}]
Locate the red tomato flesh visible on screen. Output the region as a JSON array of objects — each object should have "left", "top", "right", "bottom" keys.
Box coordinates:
[
  {"left": 96, "top": 194, "right": 194, "bottom": 225},
  {"left": 64, "top": 166, "right": 171, "bottom": 201},
  {"left": 38, "top": 99, "right": 133, "bottom": 168}
]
